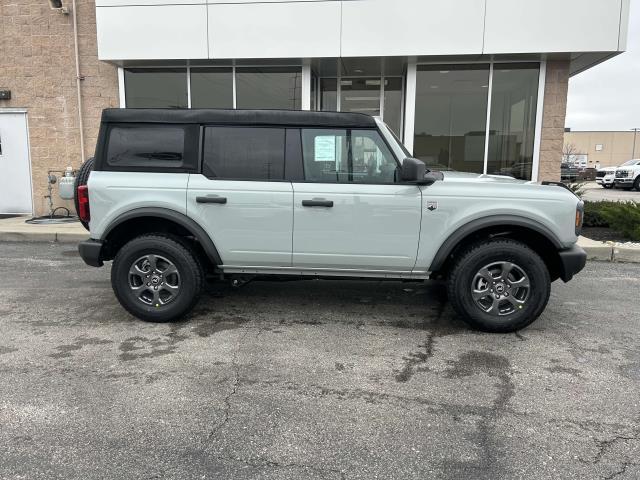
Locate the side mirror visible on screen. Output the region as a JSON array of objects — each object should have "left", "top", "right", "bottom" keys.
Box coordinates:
[{"left": 400, "top": 158, "right": 427, "bottom": 183}]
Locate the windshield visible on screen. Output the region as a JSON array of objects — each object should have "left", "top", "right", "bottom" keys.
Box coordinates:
[{"left": 621, "top": 159, "right": 640, "bottom": 166}]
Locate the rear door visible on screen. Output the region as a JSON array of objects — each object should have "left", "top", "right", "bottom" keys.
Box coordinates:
[{"left": 187, "top": 126, "right": 293, "bottom": 267}]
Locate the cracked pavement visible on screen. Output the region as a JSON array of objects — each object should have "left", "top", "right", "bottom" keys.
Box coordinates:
[{"left": 0, "top": 241, "right": 639, "bottom": 479}]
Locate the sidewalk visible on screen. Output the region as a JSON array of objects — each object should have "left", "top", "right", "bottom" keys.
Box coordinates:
[
  {"left": 0, "top": 215, "right": 88, "bottom": 243},
  {"left": 0, "top": 215, "right": 639, "bottom": 263}
]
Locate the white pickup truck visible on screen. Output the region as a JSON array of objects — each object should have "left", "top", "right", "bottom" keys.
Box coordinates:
[
  {"left": 76, "top": 109, "right": 586, "bottom": 333},
  {"left": 613, "top": 159, "right": 640, "bottom": 190}
]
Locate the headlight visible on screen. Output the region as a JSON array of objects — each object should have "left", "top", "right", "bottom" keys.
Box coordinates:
[{"left": 575, "top": 202, "right": 584, "bottom": 236}]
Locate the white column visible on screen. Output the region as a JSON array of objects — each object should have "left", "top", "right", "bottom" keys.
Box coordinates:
[
  {"left": 482, "top": 62, "right": 494, "bottom": 175},
  {"left": 301, "top": 60, "right": 312, "bottom": 111},
  {"left": 117, "top": 67, "right": 126, "bottom": 108},
  {"left": 531, "top": 60, "right": 547, "bottom": 182},
  {"left": 403, "top": 58, "right": 417, "bottom": 154},
  {"left": 186, "top": 65, "right": 192, "bottom": 108}
]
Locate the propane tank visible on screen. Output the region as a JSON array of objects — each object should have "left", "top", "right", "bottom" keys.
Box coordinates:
[{"left": 58, "top": 166, "right": 76, "bottom": 200}]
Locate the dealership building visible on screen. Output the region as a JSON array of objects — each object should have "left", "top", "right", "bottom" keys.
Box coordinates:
[{"left": 0, "top": 0, "right": 631, "bottom": 215}]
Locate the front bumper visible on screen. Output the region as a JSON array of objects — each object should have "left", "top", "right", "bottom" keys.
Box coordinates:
[
  {"left": 614, "top": 178, "right": 634, "bottom": 187},
  {"left": 596, "top": 177, "right": 614, "bottom": 185},
  {"left": 78, "top": 239, "right": 104, "bottom": 267},
  {"left": 558, "top": 245, "right": 587, "bottom": 282}
]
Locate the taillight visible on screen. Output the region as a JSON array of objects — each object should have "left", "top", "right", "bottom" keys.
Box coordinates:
[{"left": 77, "top": 185, "right": 90, "bottom": 223}]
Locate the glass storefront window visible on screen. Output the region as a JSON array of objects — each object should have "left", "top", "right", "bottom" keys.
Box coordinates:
[
  {"left": 235, "top": 67, "right": 302, "bottom": 110},
  {"left": 190, "top": 67, "right": 233, "bottom": 109},
  {"left": 413, "top": 65, "right": 489, "bottom": 172},
  {"left": 124, "top": 68, "right": 188, "bottom": 108},
  {"left": 486, "top": 63, "right": 539, "bottom": 179},
  {"left": 340, "top": 77, "right": 381, "bottom": 116},
  {"left": 383, "top": 77, "right": 403, "bottom": 137},
  {"left": 320, "top": 78, "right": 337, "bottom": 111}
]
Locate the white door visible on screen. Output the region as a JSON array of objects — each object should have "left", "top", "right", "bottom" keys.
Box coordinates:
[
  {"left": 186, "top": 126, "right": 293, "bottom": 267},
  {"left": 0, "top": 110, "right": 33, "bottom": 214},
  {"left": 292, "top": 128, "right": 422, "bottom": 271}
]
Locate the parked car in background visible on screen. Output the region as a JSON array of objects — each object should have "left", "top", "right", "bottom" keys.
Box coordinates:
[
  {"left": 596, "top": 166, "right": 617, "bottom": 188},
  {"left": 613, "top": 159, "right": 640, "bottom": 190},
  {"left": 561, "top": 163, "right": 579, "bottom": 183}
]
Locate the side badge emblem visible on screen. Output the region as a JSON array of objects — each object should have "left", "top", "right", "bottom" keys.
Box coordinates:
[{"left": 426, "top": 201, "right": 438, "bottom": 211}]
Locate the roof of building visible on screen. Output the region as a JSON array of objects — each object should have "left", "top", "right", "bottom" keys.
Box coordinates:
[{"left": 101, "top": 108, "right": 377, "bottom": 128}]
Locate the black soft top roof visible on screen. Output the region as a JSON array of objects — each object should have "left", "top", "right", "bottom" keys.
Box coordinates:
[{"left": 101, "top": 108, "right": 377, "bottom": 129}]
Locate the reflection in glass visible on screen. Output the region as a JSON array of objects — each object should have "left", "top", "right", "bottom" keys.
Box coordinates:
[
  {"left": 383, "top": 77, "right": 403, "bottom": 137},
  {"left": 340, "top": 78, "right": 380, "bottom": 116},
  {"left": 236, "top": 67, "right": 301, "bottom": 109},
  {"left": 190, "top": 68, "right": 233, "bottom": 109},
  {"left": 486, "top": 64, "right": 539, "bottom": 180},
  {"left": 124, "top": 68, "right": 187, "bottom": 108},
  {"left": 413, "top": 65, "right": 489, "bottom": 172},
  {"left": 320, "top": 78, "right": 337, "bottom": 111}
]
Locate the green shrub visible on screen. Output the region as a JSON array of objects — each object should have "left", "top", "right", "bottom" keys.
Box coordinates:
[
  {"left": 583, "top": 201, "right": 617, "bottom": 228},
  {"left": 567, "top": 182, "right": 587, "bottom": 198},
  {"left": 599, "top": 201, "right": 640, "bottom": 241}
]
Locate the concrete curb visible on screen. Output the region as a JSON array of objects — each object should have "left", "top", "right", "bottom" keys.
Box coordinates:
[
  {"left": 578, "top": 236, "right": 640, "bottom": 263},
  {"left": 0, "top": 231, "right": 88, "bottom": 243}
]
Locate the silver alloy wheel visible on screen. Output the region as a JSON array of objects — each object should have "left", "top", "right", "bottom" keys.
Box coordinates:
[
  {"left": 128, "top": 254, "right": 181, "bottom": 307},
  {"left": 471, "top": 261, "right": 530, "bottom": 316}
]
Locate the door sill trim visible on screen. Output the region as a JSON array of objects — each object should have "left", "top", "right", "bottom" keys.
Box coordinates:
[{"left": 220, "top": 265, "right": 430, "bottom": 279}]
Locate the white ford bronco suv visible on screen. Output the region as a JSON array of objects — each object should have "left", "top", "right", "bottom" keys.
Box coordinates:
[{"left": 77, "top": 109, "right": 586, "bottom": 332}]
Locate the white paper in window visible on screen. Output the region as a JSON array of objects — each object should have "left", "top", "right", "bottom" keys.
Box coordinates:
[{"left": 314, "top": 136, "right": 336, "bottom": 162}]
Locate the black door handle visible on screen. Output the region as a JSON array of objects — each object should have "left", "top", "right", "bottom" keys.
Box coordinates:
[
  {"left": 196, "top": 195, "right": 227, "bottom": 204},
  {"left": 302, "top": 199, "right": 333, "bottom": 207}
]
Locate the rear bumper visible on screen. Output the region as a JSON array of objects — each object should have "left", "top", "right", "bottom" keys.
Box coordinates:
[
  {"left": 558, "top": 245, "right": 587, "bottom": 282},
  {"left": 78, "top": 239, "right": 104, "bottom": 267}
]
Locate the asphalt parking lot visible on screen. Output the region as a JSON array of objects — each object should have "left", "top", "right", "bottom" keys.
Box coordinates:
[
  {"left": 582, "top": 181, "right": 639, "bottom": 202},
  {"left": 1, "top": 242, "right": 639, "bottom": 480}
]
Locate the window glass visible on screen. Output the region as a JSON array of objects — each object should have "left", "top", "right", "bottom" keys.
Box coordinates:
[
  {"left": 320, "top": 78, "right": 337, "bottom": 111},
  {"left": 235, "top": 67, "right": 302, "bottom": 110},
  {"left": 302, "top": 129, "right": 397, "bottom": 184},
  {"left": 340, "top": 78, "right": 380, "bottom": 116},
  {"left": 413, "top": 65, "right": 489, "bottom": 172},
  {"left": 190, "top": 67, "right": 233, "bottom": 109},
  {"left": 203, "top": 127, "right": 285, "bottom": 180},
  {"left": 383, "top": 77, "right": 403, "bottom": 137},
  {"left": 124, "top": 68, "right": 187, "bottom": 108},
  {"left": 486, "top": 63, "right": 539, "bottom": 180},
  {"left": 106, "top": 126, "right": 185, "bottom": 168}
]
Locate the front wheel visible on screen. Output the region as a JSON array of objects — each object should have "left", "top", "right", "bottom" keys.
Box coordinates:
[
  {"left": 111, "top": 234, "right": 204, "bottom": 322},
  {"left": 447, "top": 239, "right": 551, "bottom": 333},
  {"left": 634, "top": 177, "right": 640, "bottom": 191}
]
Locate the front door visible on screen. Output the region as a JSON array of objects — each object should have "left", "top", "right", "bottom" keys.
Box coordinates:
[
  {"left": 292, "top": 128, "right": 422, "bottom": 272},
  {"left": 0, "top": 110, "right": 33, "bottom": 214},
  {"left": 187, "top": 126, "right": 293, "bottom": 267}
]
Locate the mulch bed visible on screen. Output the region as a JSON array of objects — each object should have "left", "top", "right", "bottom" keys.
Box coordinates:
[{"left": 582, "top": 226, "right": 628, "bottom": 243}]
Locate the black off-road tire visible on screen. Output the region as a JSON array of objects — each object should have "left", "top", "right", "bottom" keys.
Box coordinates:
[
  {"left": 73, "top": 157, "right": 94, "bottom": 230},
  {"left": 447, "top": 239, "right": 551, "bottom": 333},
  {"left": 111, "top": 234, "right": 204, "bottom": 322},
  {"left": 634, "top": 177, "right": 640, "bottom": 192}
]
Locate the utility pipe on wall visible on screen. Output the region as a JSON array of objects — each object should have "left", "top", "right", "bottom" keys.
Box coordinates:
[{"left": 71, "top": 0, "right": 85, "bottom": 163}]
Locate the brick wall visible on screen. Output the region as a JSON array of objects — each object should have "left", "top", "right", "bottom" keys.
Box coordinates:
[
  {"left": 0, "top": 0, "right": 118, "bottom": 216},
  {"left": 538, "top": 59, "right": 570, "bottom": 182}
]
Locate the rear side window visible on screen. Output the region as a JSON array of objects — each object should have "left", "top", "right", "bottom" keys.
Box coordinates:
[
  {"left": 105, "top": 124, "right": 196, "bottom": 171},
  {"left": 203, "top": 127, "right": 285, "bottom": 180}
]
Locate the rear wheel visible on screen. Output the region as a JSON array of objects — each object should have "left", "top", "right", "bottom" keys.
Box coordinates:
[
  {"left": 111, "top": 234, "right": 204, "bottom": 322},
  {"left": 447, "top": 239, "right": 551, "bottom": 333},
  {"left": 73, "top": 157, "right": 94, "bottom": 231}
]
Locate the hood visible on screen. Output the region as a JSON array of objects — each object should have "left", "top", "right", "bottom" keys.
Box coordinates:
[
  {"left": 441, "top": 171, "right": 530, "bottom": 185},
  {"left": 597, "top": 166, "right": 617, "bottom": 173}
]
